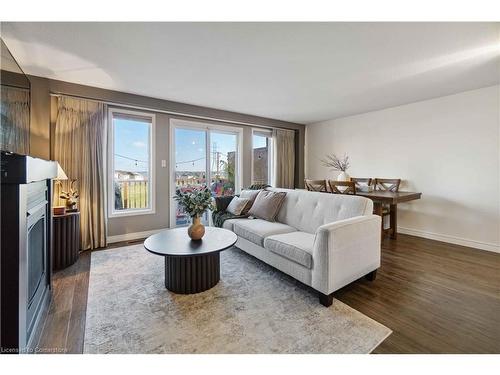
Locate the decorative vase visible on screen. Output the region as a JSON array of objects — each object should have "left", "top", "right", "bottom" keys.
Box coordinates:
[
  {"left": 65, "top": 198, "right": 78, "bottom": 212},
  {"left": 337, "top": 171, "right": 350, "bottom": 181},
  {"left": 188, "top": 215, "right": 205, "bottom": 240}
]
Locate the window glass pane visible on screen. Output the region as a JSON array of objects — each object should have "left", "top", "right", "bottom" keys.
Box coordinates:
[
  {"left": 173, "top": 125, "right": 240, "bottom": 227},
  {"left": 252, "top": 133, "right": 271, "bottom": 185},
  {"left": 113, "top": 115, "right": 151, "bottom": 212},
  {"left": 174, "top": 128, "right": 207, "bottom": 226},
  {"left": 210, "top": 132, "right": 237, "bottom": 197}
]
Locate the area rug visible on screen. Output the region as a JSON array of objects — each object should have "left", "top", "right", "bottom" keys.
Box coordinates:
[{"left": 84, "top": 244, "right": 391, "bottom": 353}]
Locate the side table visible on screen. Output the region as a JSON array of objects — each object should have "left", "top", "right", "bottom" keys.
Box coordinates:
[{"left": 53, "top": 211, "right": 80, "bottom": 271}]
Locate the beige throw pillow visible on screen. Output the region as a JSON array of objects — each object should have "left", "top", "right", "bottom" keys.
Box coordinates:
[
  {"left": 226, "top": 197, "right": 251, "bottom": 216},
  {"left": 247, "top": 190, "right": 287, "bottom": 222},
  {"left": 239, "top": 189, "right": 262, "bottom": 213},
  {"left": 239, "top": 189, "right": 261, "bottom": 203}
]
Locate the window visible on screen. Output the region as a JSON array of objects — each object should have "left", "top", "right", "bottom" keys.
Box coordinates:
[
  {"left": 109, "top": 108, "right": 155, "bottom": 217},
  {"left": 210, "top": 130, "right": 239, "bottom": 197},
  {"left": 252, "top": 129, "right": 273, "bottom": 186},
  {"left": 170, "top": 119, "right": 242, "bottom": 227}
]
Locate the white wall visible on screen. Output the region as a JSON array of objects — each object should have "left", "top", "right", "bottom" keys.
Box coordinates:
[{"left": 306, "top": 85, "right": 500, "bottom": 253}]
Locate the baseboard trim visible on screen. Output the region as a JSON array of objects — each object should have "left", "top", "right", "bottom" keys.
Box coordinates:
[
  {"left": 397, "top": 226, "right": 500, "bottom": 254},
  {"left": 107, "top": 226, "right": 500, "bottom": 253},
  {"left": 107, "top": 228, "right": 168, "bottom": 244}
]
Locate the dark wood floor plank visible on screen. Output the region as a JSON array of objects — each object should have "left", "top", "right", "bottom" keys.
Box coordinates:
[
  {"left": 36, "top": 270, "right": 75, "bottom": 351},
  {"left": 36, "top": 251, "right": 91, "bottom": 353},
  {"left": 335, "top": 236, "right": 500, "bottom": 354},
  {"left": 37, "top": 234, "right": 500, "bottom": 354},
  {"left": 65, "top": 252, "right": 91, "bottom": 353}
]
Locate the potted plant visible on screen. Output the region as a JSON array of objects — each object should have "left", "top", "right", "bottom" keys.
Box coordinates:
[
  {"left": 174, "top": 186, "right": 214, "bottom": 240},
  {"left": 320, "top": 153, "right": 351, "bottom": 181}
]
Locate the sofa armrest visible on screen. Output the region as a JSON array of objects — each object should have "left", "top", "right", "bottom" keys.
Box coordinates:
[{"left": 311, "top": 215, "right": 381, "bottom": 295}]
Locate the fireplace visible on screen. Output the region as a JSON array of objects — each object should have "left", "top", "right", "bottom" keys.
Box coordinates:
[
  {"left": 26, "top": 181, "right": 50, "bottom": 341},
  {"left": 1, "top": 152, "right": 57, "bottom": 353}
]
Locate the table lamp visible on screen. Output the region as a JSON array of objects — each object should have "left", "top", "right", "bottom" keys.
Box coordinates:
[{"left": 53, "top": 163, "right": 68, "bottom": 215}]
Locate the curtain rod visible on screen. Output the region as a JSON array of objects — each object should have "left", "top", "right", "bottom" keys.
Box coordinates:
[{"left": 49, "top": 92, "right": 298, "bottom": 132}]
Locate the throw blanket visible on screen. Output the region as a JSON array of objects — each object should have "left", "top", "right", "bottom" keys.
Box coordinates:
[
  {"left": 212, "top": 185, "right": 270, "bottom": 228},
  {"left": 212, "top": 195, "right": 245, "bottom": 228},
  {"left": 212, "top": 211, "right": 248, "bottom": 228}
]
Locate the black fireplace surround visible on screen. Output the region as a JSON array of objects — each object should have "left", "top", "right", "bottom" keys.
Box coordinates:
[{"left": 1, "top": 152, "right": 57, "bottom": 353}]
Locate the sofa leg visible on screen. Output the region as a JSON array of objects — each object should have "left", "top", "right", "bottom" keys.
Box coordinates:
[
  {"left": 365, "top": 270, "right": 377, "bottom": 281},
  {"left": 318, "top": 292, "right": 334, "bottom": 307}
]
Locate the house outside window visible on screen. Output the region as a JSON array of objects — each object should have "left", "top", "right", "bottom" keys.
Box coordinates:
[{"left": 252, "top": 129, "right": 273, "bottom": 186}]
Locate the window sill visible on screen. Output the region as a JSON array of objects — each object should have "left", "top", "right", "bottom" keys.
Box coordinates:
[{"left": 108, "top": 209, "right": 156, "bottom": 218}]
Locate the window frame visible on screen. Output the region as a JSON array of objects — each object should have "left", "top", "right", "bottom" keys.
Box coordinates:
[
  {"left": 169, "top": 118, "right": 243, "bottom": 228},
  {"left": 251, "top": 128, "right": 273, "bottom": 186},
  {"left": 108, "top": 107, "right": 156, "bottom": 218}
]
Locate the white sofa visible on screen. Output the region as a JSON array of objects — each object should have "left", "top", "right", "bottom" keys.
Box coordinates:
[{"left": 222, "top": 188, "right": 381, "bottom": 306}]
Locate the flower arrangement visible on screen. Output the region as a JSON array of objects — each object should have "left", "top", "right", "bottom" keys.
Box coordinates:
[
  {"left": 174, "top": 186, "right": 214, "bottom": 218},
  {"left": 320, "top": 153, "right": 350, "bottom": 172}
]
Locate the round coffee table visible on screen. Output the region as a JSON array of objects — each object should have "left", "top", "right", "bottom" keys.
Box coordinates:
[{"left": 144, "top": 227, "right": 237, "bottom": 294}]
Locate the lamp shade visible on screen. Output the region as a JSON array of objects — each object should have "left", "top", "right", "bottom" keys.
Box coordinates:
[{"left": 55, "top": 163, "right": 68, "bottom": 180}]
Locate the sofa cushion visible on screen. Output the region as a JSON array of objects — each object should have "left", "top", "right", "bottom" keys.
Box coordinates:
[
  {"left": 267, "top": 188, "right": 373, "bottom": 234},
  {"left": 239, "top": 189, "right": 262, "bottom": 213},
  {"left": 264, "top": 232, "right": 315, "bottom": 269},
  {"left": 233, "top": 219, "right": 296, "bottom": 247},
  {"left": 247, "top": 190, "right": 287, "bottom": 222},
  {"left": 226, "top": 196, "right": 251, "bottom": 215},
  {"left": 222, "top": 217, "right": 250, "bottom": 231}
]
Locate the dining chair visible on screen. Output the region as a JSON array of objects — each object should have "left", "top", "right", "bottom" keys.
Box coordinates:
[
  {"left": 373, "top": 178, "right": 401, "bottom": 192},
  {"left": 328, "top": 180, "right": 356, "bottom": 195},
  {"left": 373, "top": 178, "right": 401, "bottom": 237},
  {"left": 304, "top": 179, "right": 328, "bottom": 192},
  {"left": 350, "top": 177, "right": 372, "bottom": 191}
]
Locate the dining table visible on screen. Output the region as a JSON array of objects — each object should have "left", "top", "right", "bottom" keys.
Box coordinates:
[{"left": 356, "top": 190, "right": 422, "bottom": 239}]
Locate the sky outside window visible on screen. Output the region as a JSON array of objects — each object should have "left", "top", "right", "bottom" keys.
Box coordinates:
[
  {"left": 175, "top": 128, "right": 236, "bottom": 172},
  {"left": 253, "top": 134, "right": 267, "bottom": 148},
  {"left": 114, "top": 118, "right": 150, "bottom": 173}
]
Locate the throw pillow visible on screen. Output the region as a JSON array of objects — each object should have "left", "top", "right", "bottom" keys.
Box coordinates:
[
  {"left": 226, "top": 197, "right": 251, "bottom": 216},
  {"left": 239, "top": 189, "right": 262, "bottom": 213},
  {"left": 247, "top": 190, "right": 287, "bottom": 222}
]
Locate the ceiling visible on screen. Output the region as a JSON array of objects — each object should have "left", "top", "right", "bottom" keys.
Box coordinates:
[{"left": 1, "top": 22, "right": 499, "bottom": 124}]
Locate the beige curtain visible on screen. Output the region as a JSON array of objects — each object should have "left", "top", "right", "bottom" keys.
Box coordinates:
[
  {"left": 272, "top": 128, "right": 295, "bottom": 188},
  {"left": 1, "top": 86, "right": 30, "bottom": 154},
  {"left": 54, "top": 96, "right": 107, "bottom": 250}
]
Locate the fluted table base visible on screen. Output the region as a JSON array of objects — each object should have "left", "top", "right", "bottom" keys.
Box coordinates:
[
  {"left": 164, "top": 253, "right": 220, "bottom": 294},
  {"left": 53, "top": 212, "right": 80, "bottom": 271}
]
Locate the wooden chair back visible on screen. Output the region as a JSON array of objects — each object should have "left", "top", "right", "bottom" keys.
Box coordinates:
[
  {"left": 304, "top": 179, "right": 328, "bottom": 192},
  {"left": 374, "top": 178, "right": 401, "bottom": 192},
  {"left": 350, "top": 177, "right": 372, "bottom": 189},
  {"left": 328, "top": 180, "right": 357, "bottom": 195}
]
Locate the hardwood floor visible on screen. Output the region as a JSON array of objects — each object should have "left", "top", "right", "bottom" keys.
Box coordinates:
[
  {"left": 37, "top": 235, "right": 500, "bottom": 354},
  {"left": 336, "top": 235, "right": 500, "bottom": 353},
  {"left": 36, "top": 250, "right": 91, "bottom": 354}
]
